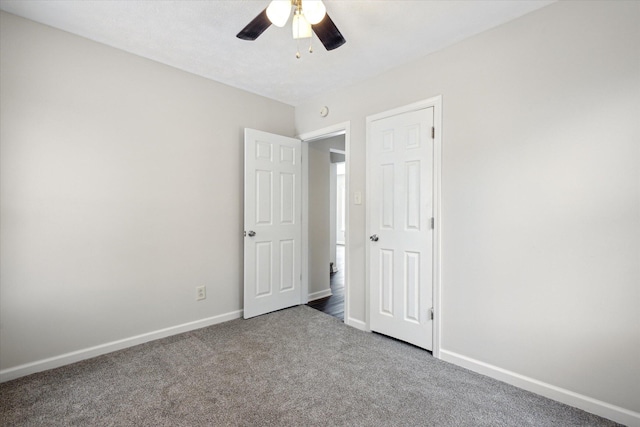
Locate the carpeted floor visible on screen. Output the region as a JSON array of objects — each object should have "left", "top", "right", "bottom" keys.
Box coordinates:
[{"left": 0, "top": 306, "right": 621, "bottom": 426}]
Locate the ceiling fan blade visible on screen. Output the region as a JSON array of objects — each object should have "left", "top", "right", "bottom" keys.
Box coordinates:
[
  {"left": 237, "top": 8, "right": 271, "bottom": 40},
  {"left": 312, "top": 13, "right": 346, "bottom": 51}
]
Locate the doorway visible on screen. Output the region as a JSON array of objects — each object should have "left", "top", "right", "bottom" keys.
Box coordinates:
[
  {"left": 307, "top": 146, "right": 345, "bottom": 320},
  {"left": 299, "top": 122, "right": 351, "bottom": 324}
]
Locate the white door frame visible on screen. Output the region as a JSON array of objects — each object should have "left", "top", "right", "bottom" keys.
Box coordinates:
[
  {"left": 298, "top": 122, "right": 351, "bottom": 326},
  {"left": 366, "top": 96, "right": 442, "bottom": 358}
]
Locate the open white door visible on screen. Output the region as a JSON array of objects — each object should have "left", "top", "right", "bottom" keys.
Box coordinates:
[
  {"left": 368, "top": 107, "right": 435, "bottom": 350},
  {"left": 244, "top": 129, "right": 302, "bottom": 319}
]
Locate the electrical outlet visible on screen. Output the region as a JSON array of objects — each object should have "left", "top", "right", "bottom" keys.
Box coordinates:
[{"left": 196, "top": 285, "right": 206, "bottom": 301}]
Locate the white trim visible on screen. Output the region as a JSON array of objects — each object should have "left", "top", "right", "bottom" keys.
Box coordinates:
[
  {"left": 0, "top": 310, "right": 243, "bottom": 383},
  {"left": 298, "top": 121, "right": 352, "bottom": 326},
  {"left": 346, "top": 317, "right": 367, "bottom": 331},
  {"left": 365, "top": 96, "right": 443, "bottom": 356},
  {"left": 298, "top": 122, "right": 349, "bottom": 142},
  {"left": 308, "top": 289, "right": 333, "bottom": 302},
  {"left": 367, "top": 98, "right": 441, "bottom": 122},
  {"left": 440, "top": 349, "right": 640, "bottom": 427}
]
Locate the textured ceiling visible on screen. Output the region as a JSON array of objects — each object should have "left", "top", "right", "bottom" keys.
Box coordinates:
[{"left": 0, "top": 0, "right": 554, "bottom": 106}]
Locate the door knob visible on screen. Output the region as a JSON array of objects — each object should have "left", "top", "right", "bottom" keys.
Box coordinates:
[
  {"left": 369, "top": 234, "right": 379, "bottom": 242},
  {"left": 247, "top": 230, "right": 256, "bottom": 237}
]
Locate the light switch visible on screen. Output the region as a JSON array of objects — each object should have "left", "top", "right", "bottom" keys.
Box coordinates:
[{"left": 354, "top": 191, "right": 362, "bottom": 205}]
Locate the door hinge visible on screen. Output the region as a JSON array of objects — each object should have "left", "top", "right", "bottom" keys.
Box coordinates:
[
  {"left": 431, "top": 126, "right": 435, "bottom": 139},
  {"left": 430, "top": 217, "right": 435, "bottom": 229},
  {"left": 428, "top": 307, "right": 434, "bottom": 320}
]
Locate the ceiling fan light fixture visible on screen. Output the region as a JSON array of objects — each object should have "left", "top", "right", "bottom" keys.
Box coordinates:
[
  {"left": 237, "top": 0, "right": 346, "bottom": 53},
  {"left": 301, "top": 0, "right": 326, "bottom": 25},
  {"left": 292, "top": 11, "right": 312, "bottom": 39},
  {"left": 266, "top": 0, "right": 291, "bottom": 27}
]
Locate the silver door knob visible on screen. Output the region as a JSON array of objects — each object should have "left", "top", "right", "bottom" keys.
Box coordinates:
[
  {"left": 247, "top": 230, "right": 256, "bottom": 237},
  {"left": 369, "top": 234, "right": 379, "bottom": 242}
]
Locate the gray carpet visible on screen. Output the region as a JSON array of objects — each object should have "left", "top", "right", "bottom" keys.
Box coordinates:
[{"left": 0, "top": 306, "right": 621, "bottom": 426}]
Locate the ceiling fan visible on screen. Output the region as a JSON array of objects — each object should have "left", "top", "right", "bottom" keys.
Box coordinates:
[{"left": 236, "top": 0, "right": 346, "bottom": 56}]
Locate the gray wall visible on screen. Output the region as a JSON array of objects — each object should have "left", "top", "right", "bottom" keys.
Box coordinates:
[
  {"left": 0, "top": 12, "right": 294, "bottom": 370},
  {"left": 308, "top": 135, "right": 345, "bottom": 297},
  {"left": 295, "top": 0, "right": 639, "bottom": 416}
]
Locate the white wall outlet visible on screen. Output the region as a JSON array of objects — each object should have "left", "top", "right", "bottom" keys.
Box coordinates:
[{"left": 196, "top": 285, "right": 206, "bottom": 301}]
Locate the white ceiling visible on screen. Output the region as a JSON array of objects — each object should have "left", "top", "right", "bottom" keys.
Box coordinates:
[{"left": 0, "top": 0, "right": 554, "bottom": 106}]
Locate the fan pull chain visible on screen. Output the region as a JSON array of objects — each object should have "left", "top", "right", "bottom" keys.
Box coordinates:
[
  {"left": 309, "top": 36, "right": 313, "bottom": 54},
  {"left": 295, "top": 10, "right": 301, "bottom": 59}
]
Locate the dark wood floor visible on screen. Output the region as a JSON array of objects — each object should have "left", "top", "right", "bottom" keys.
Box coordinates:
[{"left": 307, "top": 245, "right": 344, "bottom": 321}]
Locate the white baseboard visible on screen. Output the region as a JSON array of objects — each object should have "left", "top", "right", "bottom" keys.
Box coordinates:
[
  {"left": 440, "top": 349, "right": 640, "bottom": 427},
  {"left": 0, "top": 309, "right": 243, "bottom": 383},
  {"left": 346, "top": 316, "right": 367, "bottom": 331},
  {"left": 308, "top": 289, "right": 332, "bottom": 302}
]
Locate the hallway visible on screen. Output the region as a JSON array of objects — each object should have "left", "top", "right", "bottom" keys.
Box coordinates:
[{"left": 307, "top": 245, "right": 344, "bottom": 321}]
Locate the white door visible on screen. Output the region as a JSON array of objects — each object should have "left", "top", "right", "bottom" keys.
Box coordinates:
[
  {"left": 244, "top": 129, "right": 302, "bottom": 319},
  {"left": 368, "top": 108, "right": 434, "bottom": 350}
]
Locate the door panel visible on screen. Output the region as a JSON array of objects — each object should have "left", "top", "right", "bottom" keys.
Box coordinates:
[
  {"left": 244, "top": 129, "right": 301, "bottom": 319},
  {"left": 405, "top": 251, "right": 420, "bottom": 323},
  {"left": 369, "top": 108, "right": 434, "bottom": 350},
  {"left": 380, "top": 249, "right": 394, "bottom": 315},
  {"left": 280, "top": 239, "right": 295, "bottom": 291}
]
